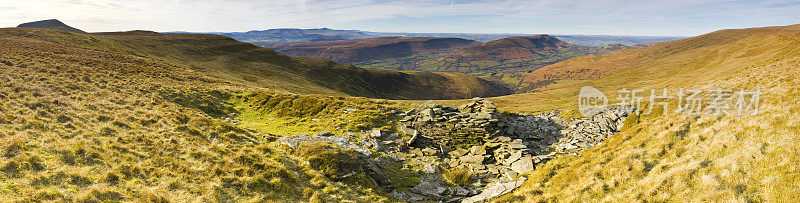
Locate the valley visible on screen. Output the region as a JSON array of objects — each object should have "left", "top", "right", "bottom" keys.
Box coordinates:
[
  {"left": 259, "top": 34, "right": 649, "bottom": 92},
  {"left": 0, "top": 14, "right": 798, "bottom": 203}
]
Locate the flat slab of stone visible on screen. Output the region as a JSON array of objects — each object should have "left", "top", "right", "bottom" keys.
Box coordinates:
[
  {"left": 470, "top": 145, "right": 487, "bottom": 155},
  {"left": 507, "top": 143, "right": 527, "bottom": 149},
  {"left": 505, "top": 151, "right": 522, "bottom": 165},
  {"left": 460, "top": 155, "right": 485, "bottom": 164},
  {"left": 411, "top": 181, "right": 446, "bottom": 196},
  {"left": 461, "top": 177, "right": 527, "bottom": 203},
  {"left": 450, "top": 148, "right": 469, "bottom": 157},
  {"left": 510, "top": 156, "right": 534, "bottom": 174}
]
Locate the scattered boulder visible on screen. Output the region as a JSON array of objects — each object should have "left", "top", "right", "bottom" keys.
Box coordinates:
[
  {"left": 510, "top": 156, "right": 534, "bottom": 174},
  {"left": 461, "top": 177, "right": 527, "bottom": 203},
  {"left": 460, "top": 155, "right": 485, "bottom": 164},
  {"left": 314, "top": 131, "right": 332, "bottom": 137},
  {"left": 470, "top": 145, "right": 486, "bottom": 155},
  {"left": 411, "top": 181, "right": 447, "bottom": 196}
]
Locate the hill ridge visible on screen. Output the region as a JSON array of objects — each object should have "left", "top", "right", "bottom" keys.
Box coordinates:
[
  {"left": 5, "top": 27, "right": 509, "bottom": 100},
  {"left": 17, "top": 19, "right": 87, "bottom": 34},
  {"left": 258, "top": 36, "right": 482, "bottom": 64}
]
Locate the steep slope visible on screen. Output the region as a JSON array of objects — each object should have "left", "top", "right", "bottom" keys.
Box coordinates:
[
  {"left": 519, "top": 48, "right": 651, "bottom": 92},
  {"left": 0, "top": 27, "right": 407, "bottom": 202},
  {"left": 471, "top": 24, "right": 800, "bottom": 201},
  {"left": 6, "top": 20, "right": 513, "bottom": 100},
  {"left": 90, "top": 31, "right": 510, "bottom": 99},
  {"left": 256, "top": 37, "right": 481, "bottom": 64},
  {"left": 17, "top": 19, "right": 86, "bottom": 34}
]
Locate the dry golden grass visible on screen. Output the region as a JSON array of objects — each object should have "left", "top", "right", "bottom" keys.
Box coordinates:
[
  {"left": 4, "top": 23, "right": 800, "bottom": 202},
  {"left": 0, "top": 28, "right": 399, "bottom": 202},
  {"left": 482, "top": 24, "right": 800, "bottom": 202}
]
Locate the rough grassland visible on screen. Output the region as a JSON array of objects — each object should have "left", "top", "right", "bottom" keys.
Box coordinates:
[
  {"left": 393, "top": 24, "right": 800, "bottom": 202},
  {"left": 480, "top": 25, "right": 800, "bottom": 201},
  {"left": 0, "top": 28, "right": 400, "bottom": 202}
]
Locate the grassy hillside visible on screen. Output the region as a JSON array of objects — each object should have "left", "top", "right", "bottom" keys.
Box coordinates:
[
  {"left": 0, "top": 27, "right": 415, "bottom": 201},
  {"left": 91, "top": 31, "right": 510, "bottom": 100},
  {"left": 7, "top": 27, "right": 509, "bottom": 100},
  {"left": 6, "top": 22, "right": 798, "bottom": 202},
  {"left": 519, "top": 48, "right": 651, "bottom": 92},
  {"left": 467, "top": 24, "right": 800, "bottom": 201}
]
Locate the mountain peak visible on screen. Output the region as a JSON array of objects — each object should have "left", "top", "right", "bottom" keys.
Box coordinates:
[{"left": 17, "top": 19, "right": 86, "bottom": 34}]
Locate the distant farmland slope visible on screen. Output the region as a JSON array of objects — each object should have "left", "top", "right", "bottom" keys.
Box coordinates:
[
  {"left": 419, "top": 35, "right": 629, "bottom": 73},
  {"left": 257, "top": 37, "right": 481, "bottom": 64},
  {"left": 82, "top": 30, "right": 510, "bottom": 99},
  {"left": 257, "top": 37, "right": 482, "bottom": 72},
  {"left": 414, "top": 35, "right": 636, "bottom": 89},
  {"left": 259, "top": 35, "right": 639, "bottom": 92}
]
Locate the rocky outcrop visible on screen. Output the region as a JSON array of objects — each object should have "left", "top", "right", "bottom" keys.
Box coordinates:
[
  {"left": 396, "top": 99, "right": 635, "bottom": 202},
  {"left": 554, "top": 106, "right": 636, "bottom": 154},
  {"left": 462, "top": 177, "right": 527, "bottom": 203},
  {"left": 278, "top": 99, "right": 634, "bottom": 202},
  {"left": 399, "top": 99, "right": 503, "bottom": 148}
]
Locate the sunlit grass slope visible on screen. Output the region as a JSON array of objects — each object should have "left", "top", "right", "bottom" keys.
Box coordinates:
[
  {"left": 0, "top": 27, "right": 404, "bottom": 201},
  {"left": 483, "top": 24, "right": 800, "bottom": 201}
]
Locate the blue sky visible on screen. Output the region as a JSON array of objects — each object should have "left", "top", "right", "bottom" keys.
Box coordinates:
[{"left": 1, "top": 0, "right": 799, "bottom": 36}]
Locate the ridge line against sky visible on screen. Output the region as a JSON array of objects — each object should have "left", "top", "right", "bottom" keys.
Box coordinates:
[{"left": 1, "top": 0, "right": 799, "bottom": 36}]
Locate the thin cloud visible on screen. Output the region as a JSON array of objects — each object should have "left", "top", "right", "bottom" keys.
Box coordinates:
[{"left": 0, "top": 0, "right": 797, "bottom": 36}]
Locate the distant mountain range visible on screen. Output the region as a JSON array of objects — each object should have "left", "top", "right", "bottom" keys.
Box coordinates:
[
  {"left": 192, "top": 28, "right": 683, "bottom": 46},
  {"left": 256, "top": 37, "right": 481, "bottom": 64},
  {"left": 259, "top": 34, "right": 645, "bottom": 91},
  {"left": 208, "top": 28, "right": 372, "bottom": 42}
]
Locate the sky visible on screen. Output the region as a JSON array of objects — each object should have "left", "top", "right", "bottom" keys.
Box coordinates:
[{"left": 1, "top": 0, "right": 799, "bottom": 36}]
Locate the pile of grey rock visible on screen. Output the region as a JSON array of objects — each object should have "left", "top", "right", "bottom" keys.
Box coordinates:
[
  {"left": 553, "top": 106, "right": 637, "bottom": 154},
  {"left": 399, "top": 99, "right": 501, "bottom": 148},
  {"left": 279, "top": 99, "right": 636, "bottom": 202},
  {"left": 395, "top": 99, "right": 636, "bottom": 202}
]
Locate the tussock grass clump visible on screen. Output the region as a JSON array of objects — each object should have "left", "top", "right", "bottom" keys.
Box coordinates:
[
  {"left": 444, "top": 166, "right": 473, "bottom": 187},
  {"left": 296, "top": 141, "right": 367, "bottom": 179}
]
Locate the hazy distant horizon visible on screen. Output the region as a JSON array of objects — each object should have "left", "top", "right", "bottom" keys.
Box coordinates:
[
  {"left": 192, "top": 28, "right": 689, "bottom": 38},
  {"left": 2, "top": 0, "right": 798, "bottom": 36}
]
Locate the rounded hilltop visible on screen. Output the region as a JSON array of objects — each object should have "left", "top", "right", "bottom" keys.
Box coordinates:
[{"left": 17, "top": 19, "right": 87, "bottom": 34}]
